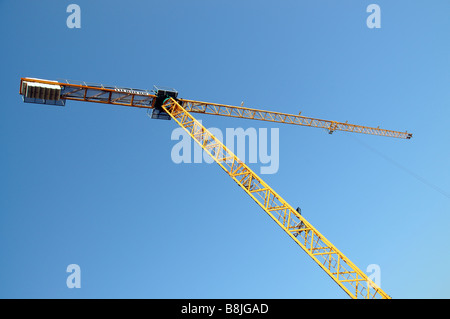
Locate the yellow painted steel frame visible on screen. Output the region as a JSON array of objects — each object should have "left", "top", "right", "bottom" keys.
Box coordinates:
[
  {"left": 180, "top": 98, "right": 412, "bottom": 139},
  {"left": 20, "top": 78, "right": 156, "bottom": 108},
  {"left": 162, "top": 98, "right": 391, "bottom": 299},
  {"left": 19, "top": 78, "right": 412, "bottom": 140}
]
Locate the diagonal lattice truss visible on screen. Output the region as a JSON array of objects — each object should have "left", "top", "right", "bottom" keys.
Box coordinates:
[
  {"left": 19, "top": 78, "right": 412, "bottom": 140},
  {"left": 180, "top": 98, "right": 412, "bottom": 139},
  {"left": 20, "top": 78, "right": 156, "bottom": 108},
  {"left": 163, "top": 98, "right": 391, "bottom": 299}
]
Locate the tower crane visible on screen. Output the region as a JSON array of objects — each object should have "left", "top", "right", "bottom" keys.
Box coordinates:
[{"left": 19, "top": 77, "right": 412, "bottom": 299}]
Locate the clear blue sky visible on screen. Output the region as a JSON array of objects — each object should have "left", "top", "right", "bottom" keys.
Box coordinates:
[{"left": 1, "top": 0, "right": 449, "bottom": 299}]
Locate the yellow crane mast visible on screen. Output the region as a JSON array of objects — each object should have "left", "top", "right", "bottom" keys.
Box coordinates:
[{"left": 19, "top": 77, "right": 412, "bottom": 299}]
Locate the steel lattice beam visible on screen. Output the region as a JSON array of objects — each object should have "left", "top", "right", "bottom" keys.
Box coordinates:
[
  {"left": 19, "top": 77, "right": 412, "bottom": 139},
  {"left": 180, "top": 99, "right": 412, "bottom": 139},
  {"left": 162, "top": 98, "right": 392, "bottom": 299}
]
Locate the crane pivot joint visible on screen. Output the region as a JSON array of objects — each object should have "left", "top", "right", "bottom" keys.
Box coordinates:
[{"left": 150, "top": 86, "right": 178, "bottom": 120}]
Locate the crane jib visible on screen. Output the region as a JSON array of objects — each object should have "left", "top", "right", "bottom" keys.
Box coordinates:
[{"left": 18, "top": 77, "right": 412, "bottom": 140}]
